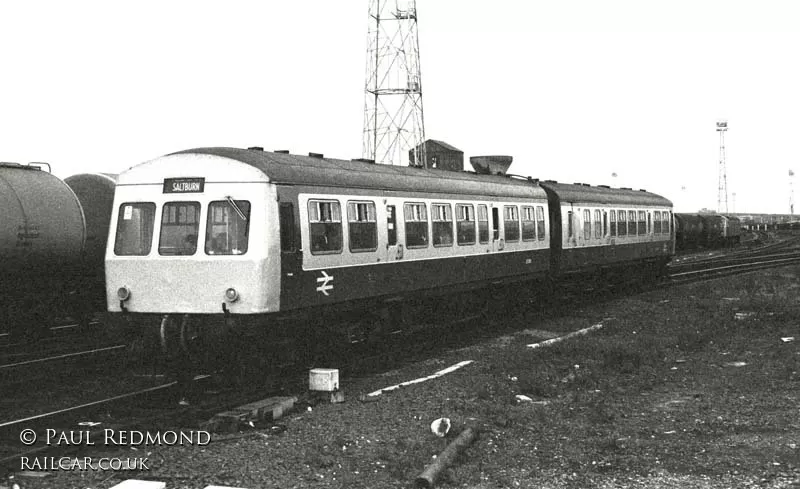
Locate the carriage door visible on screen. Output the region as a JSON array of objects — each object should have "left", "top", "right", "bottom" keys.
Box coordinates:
[
  {"left": 385, "top": 204, "right": 403, "bottom": 260},
  {"left": 491, "top": 206, "right": 503, "bottom": 251}
]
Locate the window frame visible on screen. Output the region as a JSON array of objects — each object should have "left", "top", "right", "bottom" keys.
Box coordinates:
[
  {"left": 346, "top": 200, "right": 378, "bottom": 253},
  {"left": 503, "top": 205, "right": 520, "bottom": 242},
  {"left": 593, "top": 209, "right": 602, "bottom": 239},
  {"left": 159, "top": 201, "right": 201, "bottom": 256},
  {"left": 456, "top": 203, "right": 476, "bottom": 246},
  {"left": 431, "top": 203, "right": 454, "bottom": 248},
  {"left": 583, "top": 209, "right": 591, "bottom": 240},
  {"left": 403, "top": 202, "right": 429, "bottom": 249},
  {"left": 205, "top": 199, "right": 252, "bottom": 256},
  {"left": 307, "top": 199, "right": 343, "bottom": 255},
  {"left": 114, "top": 202, "right": 157, "bottom": 256},
  {"left": 521, "top": 205, "right": 537, "bottom": 241},
  {"left": 477, "top": 204, "right": 489, "bottom": 244}
]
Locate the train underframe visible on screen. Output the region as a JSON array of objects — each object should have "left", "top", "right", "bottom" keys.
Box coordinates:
[{"left": 112, "top": 255, "right": 671, "bottom": 384}]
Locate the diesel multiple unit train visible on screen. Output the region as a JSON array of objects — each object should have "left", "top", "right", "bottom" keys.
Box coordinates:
[
  {"left": 104, "top": 147, "right": 675, "bottom": 355},
  {"left": 0, "top": 163, "right": 116, "bottom": 338}
]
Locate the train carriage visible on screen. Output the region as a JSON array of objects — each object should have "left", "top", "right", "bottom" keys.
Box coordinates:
[
  {"left": 538, "top": 181, "right": 673, "bottom": 278},
  {"left": 106, "top": 148, "right": 553, "bottom": 346}
]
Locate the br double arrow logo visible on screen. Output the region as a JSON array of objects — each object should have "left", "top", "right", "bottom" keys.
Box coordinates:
[{"left": 316, "top": 270, "right": 334, "bottom": 296}]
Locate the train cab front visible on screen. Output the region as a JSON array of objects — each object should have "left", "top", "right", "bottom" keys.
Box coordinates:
[{"left": 104, "top": 151, "right": 281, "bottom": 359}]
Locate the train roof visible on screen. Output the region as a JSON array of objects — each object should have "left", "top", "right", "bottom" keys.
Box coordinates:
[
  {"left": 167, "top": 147, "right": 548, "bottom": 200},
  {"left": 538, "top": 180, "right": 672, "bottom": 207}
]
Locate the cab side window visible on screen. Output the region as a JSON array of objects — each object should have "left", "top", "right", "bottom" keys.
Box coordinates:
[{"left": 308, "top": 200, "right": 342, "bottom": 254}]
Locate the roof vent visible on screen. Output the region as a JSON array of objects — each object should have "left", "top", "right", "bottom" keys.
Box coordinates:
[
  {"left": 621, "top": 187, "right": 633, "bottom": 190},
  {"left": 544, "top": 179, "right": 558, "bottom": 183},
  {"left": 247, "top": 146, "right": 264, "bottom": 151},
  {"left": 639, "top": 189, "right": 647, "bottom": 192},
  {"left": 274, "top": 150, "right": 290, "bottom": 154},
  {"left": 351, "top": 158, "right": 376, "bottom": 164},
  {"left": 309, "top": 152, "right": 324, "bottom": 159},
  {"left": 470, "top": 155, "right": 512, "bottom": 175},
  {"left": 598, "top": 185, "right": 610, "bottom": 189}
]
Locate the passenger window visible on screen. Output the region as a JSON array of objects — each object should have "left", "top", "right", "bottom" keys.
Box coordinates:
[
  {"left": 664, "top": 211, "right": 671, "bottom": 234},
  {"left": 638, "top": 211, "right": 646, "bottom": 236},
  {"left": 521, "top": 206, "right": 536, "bottom": 241},
  {"left": 536, "top": 206, "right": 546, "bottom": 241},
  {"left": 654, "top": 211, "right": 662, "bottom": 234},
  {"left": 114, "top": 202, "right": 156, "bottom": 256},
  {"left": 610, "top": 210, "right": 617, "bottom": 237},
  {"left": 594, "top": 210, "right": 602, "bottom": 239},
  {"left": 504, "top": 205, "right": 520, "bottom": 242},
  {"left": 629, "top": 210, "right": 637, "bottom": 236},
  {"left": 404, "top": 202, "right": 428, "bottom": 248},
  {"left": 431, "top": 203, "right": 453, "bottom": 247},
  {"left": 159, "top": 202, "right": 200, "bottom": 255},
  {"left": 206, "top": 200, "right": 251, "bottom": 255},
  {"left": 583, "top": 209, "right": 591, "bottom": 240},
  {"left": 456, "top": 204, "right": 476, "bottom": 245},
  {"left": 347, "top": 201, "right": 377, "bottom": 252},
  {"left": 477, "top": 205, "right": 489, "bottom": 244},
  {"left": 279, "top": 203, "right": 295, "bottom": 252},
  {"left": 307, "top": 200, "right": 342, "bottom": 255},
  {"left": 618, "top": 210, "right": 627, "bottom": 236}
]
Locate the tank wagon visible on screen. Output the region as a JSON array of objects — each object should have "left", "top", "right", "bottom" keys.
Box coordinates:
[
  {"left": 0, "top": 163, "right": 86, "bottom": 337},
  {"left": 65, "top": 173, "right": 118, "bottom": 313},
  {"left": 105, "top": 147, "right": 674, "bottom": 360}
]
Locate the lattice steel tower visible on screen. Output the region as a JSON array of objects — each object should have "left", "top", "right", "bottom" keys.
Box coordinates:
[
  {"left": 716, "top": 120, "right": 729, "bottom": 213},
  {"left": 362, "top": 0, "right": 426, "bottom": 167}
]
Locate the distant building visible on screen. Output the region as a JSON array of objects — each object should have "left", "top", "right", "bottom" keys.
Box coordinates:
[{"left": 408, "top": 139, "right": 464, "bottom": 171}]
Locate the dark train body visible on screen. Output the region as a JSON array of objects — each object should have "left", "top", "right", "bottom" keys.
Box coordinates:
[
  {"left": 674, "top": 213, "right": 741, "bottom": 250},
  {"left": 105, "top": 147, "right": 674, "bottom": 355},
  {"left": 0, "top": 163, "right": 115, "bottom": 338}
]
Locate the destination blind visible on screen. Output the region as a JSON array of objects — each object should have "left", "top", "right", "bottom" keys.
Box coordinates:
[{"left": 163, "top": 178, "right": 205, "bottom": 193}]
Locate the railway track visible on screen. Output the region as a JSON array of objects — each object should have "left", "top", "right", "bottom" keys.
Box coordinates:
[{"left": 3, "top": 237, "right": 800, "bottom": 480}]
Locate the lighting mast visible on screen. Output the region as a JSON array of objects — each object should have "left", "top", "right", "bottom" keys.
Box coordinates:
[
  {"left": 716, "top": 120, "right": 729, "bottom": 213},
  {"left": 362, "top": 0, "right": 426, "bottom": 167}
]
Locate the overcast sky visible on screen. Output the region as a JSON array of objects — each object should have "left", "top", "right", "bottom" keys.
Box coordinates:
[{"left": 1, "top": 0, "right": 798, "bottom": 213}]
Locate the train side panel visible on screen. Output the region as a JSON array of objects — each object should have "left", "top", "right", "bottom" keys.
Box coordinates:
[{"left": 276, "top": 185, "right": 552, "bottom": 312}]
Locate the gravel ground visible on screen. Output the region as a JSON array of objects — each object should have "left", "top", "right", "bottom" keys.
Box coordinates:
[{"left": 8, "top": 265, "right": 800, "bottom": 489}]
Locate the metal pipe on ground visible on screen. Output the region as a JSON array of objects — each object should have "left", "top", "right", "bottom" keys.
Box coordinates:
[{"left": 414, "top": 427, "right": 478, "bottom": 488}]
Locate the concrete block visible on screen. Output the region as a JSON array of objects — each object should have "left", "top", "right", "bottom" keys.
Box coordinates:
[
  {"left": 237, "top": 396, "right": 297, "bottom": 421},
  {"left": 309, "top": 368, "right": 339, "bottom": 391},
  {"left": 109, "top": 481, "right": 166, "bottom": 489},
  {"left": 311, "top": 389, "right": 345, "bottom": 404},
  {"left": 202, "top": 397, "right": 297, "bottom": 433}
]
